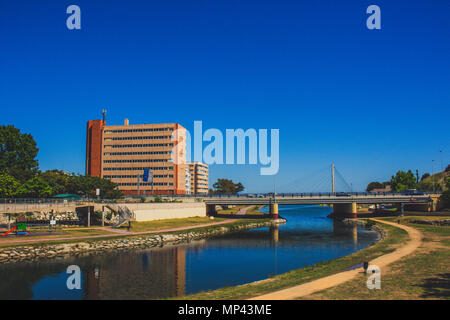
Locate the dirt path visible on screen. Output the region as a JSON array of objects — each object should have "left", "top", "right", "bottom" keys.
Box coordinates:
[
  {"left": 0, "top": 219, "right": 236, "bottom": 245},
  {"left": 249, "top": 219, "right": 423, "bottom": 300},
  {"left": 236, "top": 206, "right": 254, "bottom": 215}
]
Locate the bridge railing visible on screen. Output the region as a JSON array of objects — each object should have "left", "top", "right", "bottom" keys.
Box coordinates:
[
  {"left": 0, "top": 191, "right": 438, "bottom": 206},
  {"left": 202, "top": 191, "right": 437, "bottom": 198},
  {"left": 0, "top": 198, "right": 120, "bottom": 208}
]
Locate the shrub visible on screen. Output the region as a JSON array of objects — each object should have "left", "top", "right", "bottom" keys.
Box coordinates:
[{"left": 365, "top": 220, "right": 376, "bottom": 229}]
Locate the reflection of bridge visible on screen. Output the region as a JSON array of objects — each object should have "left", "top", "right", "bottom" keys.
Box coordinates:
[{"left": 205, "top": 194, "right": 434, "bottom": 219}]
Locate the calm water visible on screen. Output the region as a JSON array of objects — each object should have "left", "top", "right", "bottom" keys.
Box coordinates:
[{"left": 0, "top": 205, "right": 379, "bottom": 300}]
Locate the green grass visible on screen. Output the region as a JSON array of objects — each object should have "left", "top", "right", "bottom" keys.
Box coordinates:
[
  {"left": 306, "top": 249, "right": 450, "bottom": 300},
  {"left": 406, "top": 224, "right": 450, "bottom": 236},
  {"left": 121, "top": 216, "right": 227, "bottom": 232},
  {"left": 246, "top": 205, "right": 266, "bottom": 215},
  {"left": 216, "top": 205, "right": 267, "bottom": 216},
  {"left": 174, "top": 220, "right": 408, "bottom": 300},
  {"left": 216, "top": 205, "right": 247, "bottom": 215},
  {"left": 441, "top": 240, "right": 450, "bottom": 247},
  {"left": 0, "top": 217, "right": 271, "bottom": 249},
  {"left": 156, "top": 218, "right": 273, "bottom": 237},
  {"left": 0, "top": 227, "right": 117, "bottom": 247},
  {"left": 0, "top": 217, "right": 228, "bottom": 248},
  {"left": 305, "top": 216, "right": 450, "bottom": 300},
  {"left": 0, "top": 233, "right": 126, "bottom": 249},
  {"left": 383, "top": 216, "right": 450, "bottom": 236}
]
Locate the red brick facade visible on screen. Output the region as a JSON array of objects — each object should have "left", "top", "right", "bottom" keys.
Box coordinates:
[
  {"left": 85, "top": 119, "right": 191, "bottom": 196},
  {"left": 86, "top": 120, "right": 105, "bottom": 177}
]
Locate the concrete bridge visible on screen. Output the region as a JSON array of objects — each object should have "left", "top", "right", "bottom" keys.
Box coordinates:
[
  {"left": 0, "top": 193, "right": 440, "bottom": 222},
  {"left": 204, "top": 194, "right": 436, "bottom": 219}
]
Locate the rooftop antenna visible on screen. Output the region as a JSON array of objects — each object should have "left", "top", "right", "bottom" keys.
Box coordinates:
[{"left": 102, "top": 109, "right": 107, "bottom": 122}]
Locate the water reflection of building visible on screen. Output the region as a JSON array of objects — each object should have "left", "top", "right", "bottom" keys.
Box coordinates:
[{"left": 83, "top": 246, "right": 186, "bottom": 299}]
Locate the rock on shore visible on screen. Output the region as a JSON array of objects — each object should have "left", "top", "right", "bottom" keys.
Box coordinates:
[{"left": 0, "top": 219, "right": 286, "bottom": 264}]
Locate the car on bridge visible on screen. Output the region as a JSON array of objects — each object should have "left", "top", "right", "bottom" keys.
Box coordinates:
[
  {"left": 335, "top": 192, "right": 351, "bottom": 197},
  {"left": 401, "top": 189, "right": 425, "bottom": 196}
]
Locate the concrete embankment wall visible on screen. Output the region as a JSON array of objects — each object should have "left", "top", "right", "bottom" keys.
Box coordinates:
[{"left": 122, "top": 203, "right": 206, "bottom": 221}]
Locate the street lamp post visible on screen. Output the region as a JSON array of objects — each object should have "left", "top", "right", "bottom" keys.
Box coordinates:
[
  {"left": 432, "top": 159, "right": 435, "bottom": 193},
  {"left": 273, "top": 175, "right": 276, "bottom": 202}
]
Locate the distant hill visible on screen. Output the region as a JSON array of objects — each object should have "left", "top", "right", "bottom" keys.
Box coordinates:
[{"left": 419, "top": 169, "right": 449, "bottom": 191}]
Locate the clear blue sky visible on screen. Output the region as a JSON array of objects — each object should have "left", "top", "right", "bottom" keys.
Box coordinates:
[{"left": 1, "top": 0, "right": 449, "bottom": 192}]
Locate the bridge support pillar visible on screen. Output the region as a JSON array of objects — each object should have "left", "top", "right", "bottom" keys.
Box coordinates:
[
  {"left": 269, "top": 203, "right": 279, "bottom": 219},
  {"left": 430, "top": 195, "right": 441, "bottom": 212},
  {"left": 332, "top": 202, "right": 357, "bottom": 219},
  {"left": 206, "top": 204, "right": 217, "bottom": 217}
]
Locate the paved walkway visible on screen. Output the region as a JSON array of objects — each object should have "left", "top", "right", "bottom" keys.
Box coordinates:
[
  {"left": 249, "top": 219, "right": 423, "bottom": 300},
  {"left": 0, "top": 219, "right": 235, "bottom": 245},
  {"left": 236, "top": 206, "right": 254, "bottom": 215}
]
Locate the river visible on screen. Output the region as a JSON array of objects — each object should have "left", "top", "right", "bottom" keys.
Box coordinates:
[{"left": 0, "top": 205, "right": 379, "bottom": 299}]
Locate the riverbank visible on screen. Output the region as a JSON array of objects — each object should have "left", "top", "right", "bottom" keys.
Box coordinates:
[
  {"left": 251, "top": 218, "right": 422, "bottom": 299},
  {"left": 0, "top": 218, "right": 286, "bottom": 264},
  {"left": 304, "top": 216, "right": 450, "bottom": 299},
  {"left": 0, "top": 217, "right": 230, "bottom": 247},
  {"left": 0, "top": 217, "right": 232, "bottom": 246},
  {"left": 214, "top": 205, "right": 268, "bottom": 219},
  {"left": 177, "top": 219, "right": 408, "bottom": 300}
]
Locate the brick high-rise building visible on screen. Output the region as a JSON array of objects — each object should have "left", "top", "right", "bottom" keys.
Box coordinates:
[
  {"left": 86, "top": 119, "right": 106, "bottom": 177},
  {"left": 85, "top": 118, "right": 188, "bottom": 195}
]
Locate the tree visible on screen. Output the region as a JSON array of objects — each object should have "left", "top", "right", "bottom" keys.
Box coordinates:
[
  {"left": 416, "top": 181, "right": 434, "bottom": 191},
  {"left": 442, "top": 177, "right": 450, "bottom": 208},
  {"left": 390, "top": 170, "right": 417, "bottom": 192},
  {"left": 211, "top": 179, "right": 245, "bottom": 194},
  {"left": 66, "top": 174, "right": 123, "bottom": 199},
  {"left": 39, "top": 170, "right": 70, "bottom": 195},
  {"left": 17, "top": 176, "right": 52, "bottom": 198},
  {"left": 0, "top": 125, "right": 39, "bottom": 182},
  {"left": 366, "top": 181, "right": 383, "bottom": 192},
  {"left": 382, "top": 181, "right": 390, "bottom": 188},
  {"left": 446, "top": 164, "right": 450, "bottom": 172},
  {"left": 0, "top": 173, "right": 21, "bottom": 197},
  {"left": 420, "top": 173, "right": 430, "bottom": 182}
]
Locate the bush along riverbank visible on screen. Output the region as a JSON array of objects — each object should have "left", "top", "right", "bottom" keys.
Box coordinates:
[
  {"left": 177, "top": 219, "right": 408, "bottom": 300},
  {"left": 0, "top": 218, "right": 286, "bottom": 264}
]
